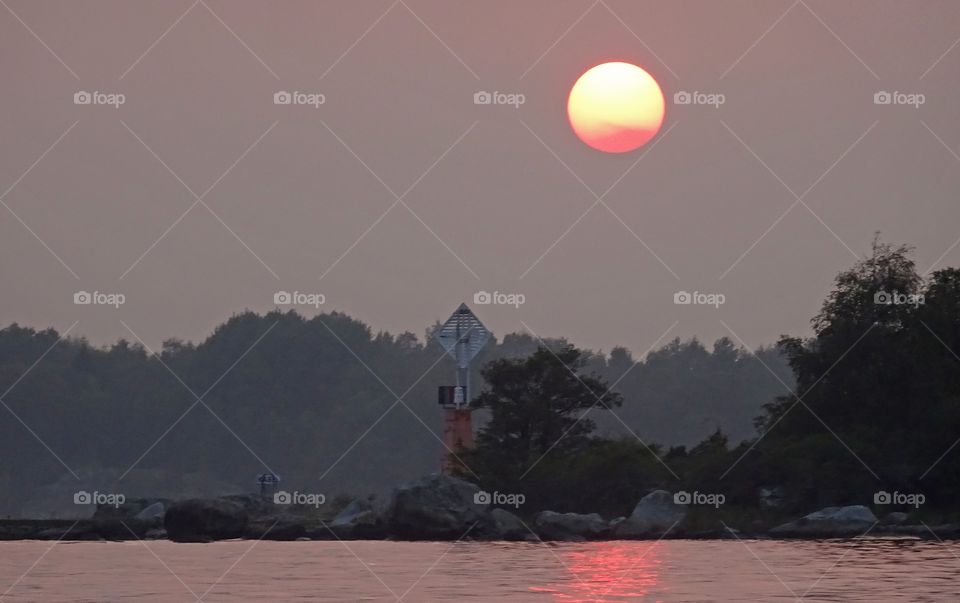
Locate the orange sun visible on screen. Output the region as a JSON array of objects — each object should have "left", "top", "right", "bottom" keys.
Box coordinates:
[{"left": 567, "top": 62, "right": 665, "bottom": 153}]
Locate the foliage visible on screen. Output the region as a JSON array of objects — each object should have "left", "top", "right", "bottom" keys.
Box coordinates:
[
  {"left": 461, "top": 238, "right": 960, "bottom": 517},
  {"left": 744, "top": 238, "right": 960, "bottom": 510},
  {"left": 0, "top": 310, "right": 786, "bottom": 516}
]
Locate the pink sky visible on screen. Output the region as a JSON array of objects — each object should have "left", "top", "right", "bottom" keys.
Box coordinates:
[{"left": 2, "top": 0, "right": 959, "bottom": 355}]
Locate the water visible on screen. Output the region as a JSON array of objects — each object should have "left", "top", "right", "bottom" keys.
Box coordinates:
[{"left": 1, "top": 539, "right": 958, "bottom": 601}]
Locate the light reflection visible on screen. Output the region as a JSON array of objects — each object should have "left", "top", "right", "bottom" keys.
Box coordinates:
[{"left": 530, "top": 542, "right": 664, "bottom": 602}]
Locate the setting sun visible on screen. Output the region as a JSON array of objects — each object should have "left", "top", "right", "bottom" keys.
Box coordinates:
[{"left": 567, "top": 61, "right": 665, "bottom": 153}]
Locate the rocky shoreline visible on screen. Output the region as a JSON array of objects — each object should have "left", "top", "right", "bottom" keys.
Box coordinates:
[{"left": 1, "top": 475, "right": 953, "bottom": 543}]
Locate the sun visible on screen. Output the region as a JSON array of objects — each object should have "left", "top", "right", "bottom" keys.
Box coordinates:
[{"left": 567, "top": 62, "right": 665, "bottom": 153}]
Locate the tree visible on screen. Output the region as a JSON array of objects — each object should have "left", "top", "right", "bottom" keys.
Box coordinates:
[
  {"left": 763, "top": 238, "right": 921, "bottom": 432},
  {"left": 465, "top": 345, "right": 622, "bottom": 484},
  {"left": 746, "top": 238, "right": 960, "bottom": 509}
]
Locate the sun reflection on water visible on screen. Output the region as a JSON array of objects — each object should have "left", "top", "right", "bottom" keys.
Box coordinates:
[{"left": 530, "top": 541, "right": 664, "bottom": 602}]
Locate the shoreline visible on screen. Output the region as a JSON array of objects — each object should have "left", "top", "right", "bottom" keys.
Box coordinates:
[
  {"left": 0, "top": 519, "right": 953, "bottom": 543},
  {"left": 7, "top": 480, "right": 943, "bottom": 544}
]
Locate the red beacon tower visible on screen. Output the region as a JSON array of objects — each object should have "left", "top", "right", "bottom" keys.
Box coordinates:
[{"left": 433, "top": 303, "right": 490, "bottom": 474}]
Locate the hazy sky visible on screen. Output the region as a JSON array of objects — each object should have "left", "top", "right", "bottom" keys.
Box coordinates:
[{"left": 2, "top": 0, "right": 959, "bottom": 355}]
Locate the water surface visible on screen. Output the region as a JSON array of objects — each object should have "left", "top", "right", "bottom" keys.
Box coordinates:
[{"left": 1, "top": 539, "right": 958, "bottom": 601}]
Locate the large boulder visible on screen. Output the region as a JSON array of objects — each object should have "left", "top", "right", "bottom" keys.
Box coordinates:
[
  {"left": 489, "top": 508, "right": 527, "bottom": 541},
  {"left": 882, "top": 511, "right": 909, "bottom": 525},
  {"left": 614, "top": 490, "right": 686, "bottom": 538},
  {"left": 534, "top": 511, "right": 608, "bottom": 541},
  {"left": 386, "top": 474, "right": 488, "bottom": 539},
  {"left": 770, "top": 505, "right": 877, "bottom": 538},
  {"left": 92, "top": 497, "right": 170, "bottom": 521},
  {"left": 135, "top": 502, "right": 166, "bottom": 521},
  {"left": 164, "top": 498, "right": 249, "bottom": 542},
  {"left": 329, "top": 496, "right": 388, "bottom": 539},
  {"left": 244, "top": 517, "right": 306, "bottom": 541}
]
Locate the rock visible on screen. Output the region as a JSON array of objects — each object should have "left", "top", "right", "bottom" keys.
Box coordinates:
[
  {"left": 0, "top": 521, "right": 41, "bottom": 540},
  {"left": 244, "top": 517, "right": 306, "bottom": 541},
  {"left": 37, "top": 523, "right": 102, "bottom": 540},
  {"left": 93, "top": 498, "right": 169, "bottom": 521},
  {"left": 921, "top": 524, "right": 960, "bottom": 538},
  {"left": 329, "top": 496, "right": 388, "bottom": 539},
  {"left": 333, "top": 498, "right": 378, "bottom": 525},
  {"left": 129, "top": 492, "right": 314, "bottom": 542},
  {"left": 93, "top": 519, "right": 147, "bottom": 540},
  {"left": 386, "top": 474, "right": 488, "bottom": 539},
  {"left": 883, "top": 511, "right": 909, "bottom": 525},
  {"left": 882, "top": 523, "right": 958, "bottom": 538},
  {"left": 770, "top": 505, "right": 877, "bottom": 537},
  {"left": 489, "top": 508, "right": 527, "bottom": 540},
  {"left": 613, "top": 490, "right": 686, "bottom": 538},
  {"left": 145, "top": 528, "right": 167, "bottom": 539},
  {"left": 164, "top": 498, "right": 248, "bottom": 542},
  {"left": 807, "top": 505, "right": 877, "bottom": 523},
  {"left": 534, "top": 511, "right": 608, "bottom": 541},
  {"left": 135, "top": 502, "right": 166, "bottom": 521}
]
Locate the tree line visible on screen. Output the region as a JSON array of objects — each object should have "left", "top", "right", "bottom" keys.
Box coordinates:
[
  {"left": 0, "top": 304, "right": 786, "bottom": 517},
  {"left": 461, "top": 240, "right": 960, "bottom": 519}
]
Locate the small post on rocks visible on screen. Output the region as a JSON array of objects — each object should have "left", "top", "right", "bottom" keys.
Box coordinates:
[
  {"left": 433, "top": 303, "right": 490, "bottom": 474},
  {"left": 256, "top": 472, "right": 280, "bottom": 499}
]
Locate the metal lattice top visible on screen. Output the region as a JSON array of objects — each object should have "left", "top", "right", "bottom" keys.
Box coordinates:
[
  {"left": 434, "top": 303, "right": 490, "bottom": 368},
  {"left": 256, "top": 472, "right": 280, "bottom": 485}
]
